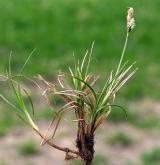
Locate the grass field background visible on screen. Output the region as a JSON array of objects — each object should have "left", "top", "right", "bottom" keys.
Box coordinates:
[
  {"left": 0, "top": 0, "right": 160, "bottom": 99},
  {"left": 0, "top": 0, "right": 160, "bottom": 165}
]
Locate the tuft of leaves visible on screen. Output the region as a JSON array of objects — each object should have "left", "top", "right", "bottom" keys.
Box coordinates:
[{"left": 0, "top": 29, "right": 137, "bottom": 163}]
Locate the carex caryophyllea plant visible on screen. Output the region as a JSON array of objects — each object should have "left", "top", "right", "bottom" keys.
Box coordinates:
[{"left": 0, "top": 8, "right": 137, "bottom": 165}]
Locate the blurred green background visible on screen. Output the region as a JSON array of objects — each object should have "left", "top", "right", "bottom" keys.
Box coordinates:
[
  {"left": 0, "top": 0, "right": 160, "bottom": 99},
  {"left": 0, "top": 0, "right": 160, "bottom": 165}
]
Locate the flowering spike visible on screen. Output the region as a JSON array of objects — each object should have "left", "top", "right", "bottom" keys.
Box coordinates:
[{"left": 127, "top": 7, "right": 135, "bottom": 32}]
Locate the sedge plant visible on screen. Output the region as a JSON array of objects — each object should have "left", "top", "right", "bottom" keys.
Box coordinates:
[{"left": 0, "top": 8, "right": 137, "bottom": 165}]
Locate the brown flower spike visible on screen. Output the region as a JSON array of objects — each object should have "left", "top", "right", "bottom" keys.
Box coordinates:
[{"left": 127, "top": 7, "right": 135, "bottom": 32}]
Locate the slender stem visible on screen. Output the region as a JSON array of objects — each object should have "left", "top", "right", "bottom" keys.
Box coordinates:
[{"left": 116, "top": 32, "right": 129, "bottom": 76}]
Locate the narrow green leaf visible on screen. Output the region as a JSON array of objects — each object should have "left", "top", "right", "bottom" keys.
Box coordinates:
[
  {"left": 81, "top": 50, "right": 88, "bottom": 72},
  {"left": 19, "top": 48, "right": 36, "bottom": 74},
  {"left": 0, "top": 93, "right": 21, "bottom": 113},
  {"left": 23, "top": 89, "right": 35, "bottom": 120},
  {"left": 17, "top": 83, "right": 26, "bottom": 110},
  {"left": 113, "top": 68, "right": 138, "bottom": 94},
  {"left": 85, "top": 41, "right": 94, "bottom": 78},
  {"left": 8, "top": 51, "right": 12, "bottom": 76},
  {"left": 109, "top": 104, "right": 128, "bottom": 120},
  {"left": 68, "top": 67, "right": 75, "bottom": 86},
  {"left": 73, "top": 76, "right": 97, "bottom": 101}
]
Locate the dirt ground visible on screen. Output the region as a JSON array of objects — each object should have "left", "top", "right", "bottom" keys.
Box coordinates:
[
  {"left": 1, "top": 119, "right": 160, "bottom": 165},
  {"left": 1, "top": 97, "right": 160, "bottom": 165}
]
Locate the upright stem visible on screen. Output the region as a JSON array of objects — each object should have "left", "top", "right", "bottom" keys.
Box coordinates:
[{"left": 116, "top": 32, "right": 129, "bottom": 76}]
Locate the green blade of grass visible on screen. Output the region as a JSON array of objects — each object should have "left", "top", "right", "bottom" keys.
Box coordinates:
[
  {"left": 19, "top": 48, "right": 36, "bottom": 74},
  {"left": 0, "top": 93, "right": 21, "bottom": 113},
  {"left": 108, "top": 104, "right": 128, "bottom": 120},
  {"left": 81, "top": 49, "right": 88, "bottom": 73},
  {"left": 73, "top": 76, "right": 97, "bottom": 101},
  {"left": 8, "top": 51, "right": 13, "bottom": 76},
  {"left": 85, "top": 41, "right": 94, "bottom": 79},
  {"left": 23, "top": 88, "right": 35, "bottom": 120}
]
